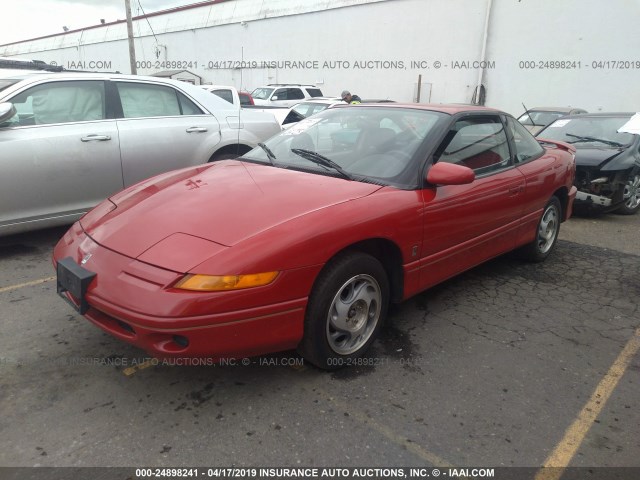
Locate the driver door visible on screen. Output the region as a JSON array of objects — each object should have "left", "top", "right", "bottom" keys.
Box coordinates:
[{"left": 419, "top": 114, "right": 526, "bottom": 289}]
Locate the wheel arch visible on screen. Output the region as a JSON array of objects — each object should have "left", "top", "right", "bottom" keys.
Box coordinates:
[
  {"left": 208, "top": 143, "right": 253, "bottom": 162},
  {"left": 320, "top": 238, "right": 405, "bottom": 304},
  {"left": 552, "top": 186, "right": 569, "bottom": 221}
]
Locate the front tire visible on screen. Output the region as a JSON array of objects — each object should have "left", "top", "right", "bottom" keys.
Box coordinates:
[
  {"left": 298, "top": 252, "right": 389, "bottom": 370},
  {"left": 519, "top": 196, "right": 561, "bottom": 262},
  {"left": 614, "top": 171, "right": 640, "bottom": 215}
]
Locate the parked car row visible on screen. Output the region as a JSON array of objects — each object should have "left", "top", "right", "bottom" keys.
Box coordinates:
[{"left": 1, "top": 58, "right": 636, "bottom": 371}]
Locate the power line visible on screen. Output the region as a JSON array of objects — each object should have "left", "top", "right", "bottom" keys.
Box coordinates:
[{"left": 137, "top": 0, "right": 159, "bottom": 43}]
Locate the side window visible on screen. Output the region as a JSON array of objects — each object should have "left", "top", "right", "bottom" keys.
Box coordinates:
[
  {"left": 435, "top": 116, "right": 511, "bottom": 175},
  {"left": 177, "top": 91, "right": 203, "bottom": 115},
  {"left": 287, "top": 88, "right": 305, "bottom": 100},
  {"left": 1, "top": 81, "right": 105, "bottom": 127},
  {"left": 211, "top": 89, "right": 233, "bottom": 104},
  {"left": 305, "top": 88, "right": 323, "bottom": 98},
  {"left": 506, "top": 116, "right": 544, "bottom": 163},
  {"left": 116, "top": 82, "right": 182, "bottom": 118},
  {"left": 272, "top": 88, "right": 287, "bottom": 101}
]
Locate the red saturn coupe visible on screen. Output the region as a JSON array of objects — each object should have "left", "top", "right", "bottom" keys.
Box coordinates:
[{"left": 54, "top": 104, "right": 577, "bottom": 370}]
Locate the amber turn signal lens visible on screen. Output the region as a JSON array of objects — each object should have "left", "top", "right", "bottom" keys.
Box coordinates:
[{"left": 174, "top": 272, "right": 279, "bottom": 291}]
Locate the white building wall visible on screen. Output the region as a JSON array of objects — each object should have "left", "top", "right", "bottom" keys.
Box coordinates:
[
  {"left": 2, "top": 0, "right": 639, "bottom": 116},
  {"left": 484, "top": 0, "right": 640, "bottom": 114}
]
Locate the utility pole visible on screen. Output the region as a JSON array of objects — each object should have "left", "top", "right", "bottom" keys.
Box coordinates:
[{"left": 125, "top": 0, "right": 137, "bottom": 74}]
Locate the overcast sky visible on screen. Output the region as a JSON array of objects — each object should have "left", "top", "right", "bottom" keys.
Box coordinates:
[{"left": 1, "top": 0, "right": 190, "bottom": 45}]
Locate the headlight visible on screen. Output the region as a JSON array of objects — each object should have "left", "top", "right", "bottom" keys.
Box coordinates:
[{"left": 173, "top": 272, "right": 279, "bottom": 291}]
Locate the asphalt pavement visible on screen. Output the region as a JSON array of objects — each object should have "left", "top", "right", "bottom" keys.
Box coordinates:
[{"left": 0, "top": 212, "right": 638, "bottom": 476}]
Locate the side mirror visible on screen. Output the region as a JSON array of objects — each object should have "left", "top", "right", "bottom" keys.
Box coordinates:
[
  {"left": 426, "top": 162, "right": 475, "bottom": 186},
  {"left": 0, "top": 102, "right": 17, "bottom": 124}
]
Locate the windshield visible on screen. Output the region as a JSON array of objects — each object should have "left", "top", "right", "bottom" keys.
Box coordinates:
[
  {"left": 282, "top": 102, "right": 332, "bottom": 125},
  {"left": 538, "top": 116, "right": 634, "bottom": 148},
  {"left": 243, "top": 106, "right": 448, "bottom": 188},
  {"left": 291, "top": 102, "right": 331, "bottom": 118},
  {"left": 518, "top": 111, "right": 567, "bottom": 127},
  {"left": 251, "top": 87, "right": 274, "bottom": 100}
]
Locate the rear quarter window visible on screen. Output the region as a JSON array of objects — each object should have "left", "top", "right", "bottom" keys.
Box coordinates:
[
  {"left": 211, "top": 89, "right": 234, "bottom": 104},
  {"left": 506, "top": 116, "right": 544, "bottom": 163}
]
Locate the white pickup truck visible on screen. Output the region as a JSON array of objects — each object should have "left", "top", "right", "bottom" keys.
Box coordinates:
[
  {"left": 200, "top": 84, "right": 254, "bottom": 107},
  {"left": 201, "top": 84, "right": 291, "bottom": 126}
]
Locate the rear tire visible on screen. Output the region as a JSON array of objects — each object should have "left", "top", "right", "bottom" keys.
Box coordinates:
[
  {"left": 298, "top": 252, "right": 389, "bottom": 370},
  {"left": 519, "top": 196, "right": 561, "bottom": 262}
]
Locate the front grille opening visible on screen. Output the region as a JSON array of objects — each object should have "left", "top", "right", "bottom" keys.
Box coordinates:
[{"left": 117, "top": 320, "right": 135, "bottom": 335}]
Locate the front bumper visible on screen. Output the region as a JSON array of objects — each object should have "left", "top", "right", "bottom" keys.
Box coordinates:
[
  {"left": 53, "top": 223, "right": 314, "bottom": 360},
  {"left": 60, "top": 289, "right": 306, "bottom": 360},
  {"left": 575, "top": 190, "right": 613, "bottom": 208},
  {"left": 573, "top": 167, "right": 630, "bottom": 211}
]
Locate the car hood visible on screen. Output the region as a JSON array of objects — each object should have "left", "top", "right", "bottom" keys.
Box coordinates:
[
  {"left": 574, "top": 147, "right": 625, "bottom": 167},
  {"left": 81, "top": 161, "right": 381, "bottom": 268}
]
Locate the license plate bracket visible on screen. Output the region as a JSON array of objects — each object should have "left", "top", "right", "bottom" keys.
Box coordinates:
[{"left": 56, "top": 256, "right": 96, "bottom": 315}]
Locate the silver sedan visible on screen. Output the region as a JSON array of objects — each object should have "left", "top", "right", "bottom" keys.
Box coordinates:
[{"left": 0, "top": 71, "right": 281, "bottom": 236}]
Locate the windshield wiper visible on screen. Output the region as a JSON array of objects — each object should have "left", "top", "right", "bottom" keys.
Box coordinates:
[
  {"left": 257, "top": 142, "right": 277, "bottom": 165},
  {"left": 565, "top": 133, "right": 624, "bottom": 148},
  {"left": 290, "top": 148, "right": 353, "bottom": 180}
]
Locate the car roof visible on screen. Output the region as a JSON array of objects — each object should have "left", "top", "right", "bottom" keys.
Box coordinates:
[
  {"left": 0, "top": 69, "right": 51, "bottom": 80},
  {"left": 265, "top": 83, "right": 317, "bottom": 87},
  {"left": 201, "top": 84, "right": 235, "bottom": 90},
  {"left": 361, "top": 99, "right": 396, "bottom": 103},
  {"left": 0, "top": 70, "right": 203, "bottom": 87},
  {"left": 560, "top": 112, "right": 635, "bottom": 118},
  {"left": 296, "top": 98, "right": 342, "bottom": 105},
  {"left": 336, "top": 103, "right": 502, "bottom": 115},
  {"left": 528, "top": 107, "right": 585, "bottom": 113}
]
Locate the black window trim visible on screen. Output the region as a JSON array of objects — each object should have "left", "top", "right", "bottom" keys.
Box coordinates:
[
  {"left": 105, "top": 80, "right": 122, "bottom": 119},
  {"left": 431, "top": 112, "right": 516, "bottom": 180}
]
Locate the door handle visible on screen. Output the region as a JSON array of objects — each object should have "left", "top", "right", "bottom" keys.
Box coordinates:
[
  {"left": 81, "top": 134, "right": 111, "bottom": 142},
  {"left": 509, "top": 185, "right": 524, "bottom": 194},
  {"left": 186, "top": 127, "right": 208, "bottom": 133}
]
